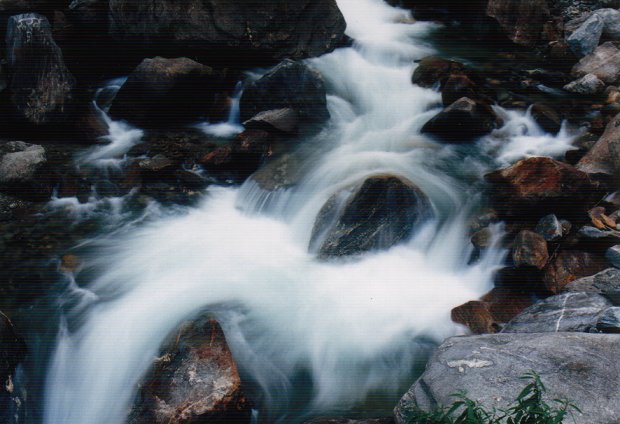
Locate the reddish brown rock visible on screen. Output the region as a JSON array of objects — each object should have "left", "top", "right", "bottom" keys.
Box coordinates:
[
  {"left": 451, "top": 301, "right": 498, "bottom": 334},
  {"left": 485, "top": 157, "right": 601, "bottom": 221},
  {"left": 129, "top": 317, "right": 250, "bottom": 424},
  {"left": 512, "top": 230, "right": 549, "bottom": 270},
  {"left": 543, "top": 250, "right": 608, "bottom": 293},
  {"left": 481, "top": 287, "right": 533, "bottom": 323}
]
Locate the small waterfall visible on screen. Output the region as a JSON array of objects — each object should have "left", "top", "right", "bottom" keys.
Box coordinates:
[
  {"left": 195, "top": 81, "right": 244, "bottom": 138},
  {"left": 43, "top": 1, "right": 577, "bottom": 423}
]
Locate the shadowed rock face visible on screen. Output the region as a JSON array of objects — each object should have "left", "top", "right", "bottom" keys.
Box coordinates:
[
  {"left": 395, "top": 333, "right": 620, "bottom": 424},
  {"left": 310, "top": 175, "right": 433, "bottom": 259},
  {"left": 129, "top": 317, "right": 250, "bottom": 424},
  {"left": 5, "top": 13, "right": 75, "bottom": 124},
  {"left": 108, "top": 0, "right": 346, "bottom": 62},
  {"left": 0, "top": 312, "right": 26, "bottom": 424}
]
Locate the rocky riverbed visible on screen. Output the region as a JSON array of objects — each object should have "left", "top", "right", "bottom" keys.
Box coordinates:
[{"left": 3, "top": 0, "right": 620, "bottom": 423}]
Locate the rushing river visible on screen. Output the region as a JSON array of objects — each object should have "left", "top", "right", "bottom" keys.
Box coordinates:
[{"left": 42, "top": 0, "right": 579, "bottom": 422}]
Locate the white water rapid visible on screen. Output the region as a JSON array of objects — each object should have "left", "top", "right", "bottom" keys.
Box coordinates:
[{"left": 43, "top": 1, "right": 579, "bottom": 423}]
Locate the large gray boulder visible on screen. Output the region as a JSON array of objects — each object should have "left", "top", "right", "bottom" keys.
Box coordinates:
[
  {"left": 5, "top": 13, "right": 76, "bottom": 124},
  {"left": 108, "top": 0, "right": 346, "bottom": 62},
  {"left": 572, "top": 41, "right": 620, "bottom": 84},
  {"left": 567, "top": 14, "right": 604, "bottom": 58},
  {"left": 310, "top": 175, "right": 433, "bottom": 259},
  {"left": 395, "top": 333, "right": 620, "bottom": 424},
  {"left": 501, "top": 292, "right": 611, "bottom": 333},
  {"left": 563, "top": 267, "right": 620, "bottom": 303}
]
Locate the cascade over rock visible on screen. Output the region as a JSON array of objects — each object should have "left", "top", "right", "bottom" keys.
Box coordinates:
[
  {"left": 108, "top": 0, "right": 346, "bottom": 63},
  {"left": 5, "top": 13, "right": 75, "bottom": 124},
  {"left": 310, "top": 175, "right": 433, "bottom": 259},
  {"left": 129, "top": 317, "right": 250, "bottom": 424}
]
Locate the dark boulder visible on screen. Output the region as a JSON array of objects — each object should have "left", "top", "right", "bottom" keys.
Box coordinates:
[
  {"left": 441, "top": 74, "right": 479, "bottom": 107},
  {"left": 577, "top": 112, "right": 620, "bottom": 178},
  {"left": 243, "top": 108, "right": 299, "bottom": 134},
  {"left": 109, "top": 57, "right": 223, "bottom": 128},
  {"left": 129, "top": 316, "right": 250, "bottom": 424},
  {"left": 501, "top": 292, "right": 612, "bottom": 333},
  {"left": 421, "top": 97, "right": 500, "bottom": 143},
  {"left": 5, "top": 13, "right": 75, "bottom": 124},
  {"left": 530, "top": 103, "right": 562, "bottom": 134},
  {"left": 486, "top": 0, "right": 551, "bottom": 46},
  {"left": 0, "top": 312, "right": 27, "bottom": 424},
  {"left": 0, "top": 141, "right": 50, "bottom": 200},
  {"left": 240, "top": 60, "right": 329, "bottom": 127},
  {"left": 411, "top": 57, "right": 475, "bottom": 89},
  {"left": 535, "top": 214, "right": 563, "bottom": 241},
  {"left": 511, "top": 230, "right": 549, "bottom": 270},
  {"left": 108, "top": 0, "right": 346, "bottom": 64},
  {"left": 485, "top": 157, "right": 601, "bottom": 221},
  {"left": 395, "top": 333, "right": 620, "bottom": 424},
  {"left": 311, "top": 175, "right": 433, "bottom": 259}
]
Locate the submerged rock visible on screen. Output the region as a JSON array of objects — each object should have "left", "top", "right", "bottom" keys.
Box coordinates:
[
  {"left": 108, "top": 0, "right": 346, "bottom": 63},
  {"left": 129, "top": 316, "right": 250, "bottom": 424},
  {"left": 421, "top": 97, "right": 500, "bottom": 143},
  {"left": 501, "top": 292, "right": 611, "bottom": 333},
  {"left": 485, "top": 157, "right": 600, "bottom": 221},
  {"left": 311, "top": 175, "right": 433, "bottom": 259},
  {"left": 109, "top": 57, "right": 221, "bottom": 127},
  {"left": 240, "top": 59, "right": 329, "bottom": 126},
  {"left": 5, "top": 13, "right": 75, "bottom": 124},
  {"left": 395, "top": 333, "right": 620, "bottom": 424}
]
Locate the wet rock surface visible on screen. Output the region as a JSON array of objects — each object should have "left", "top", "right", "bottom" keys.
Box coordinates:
[
  {"left": 0, "top": 312, "right": 27, "bottom": 424},
  {"left": 5, "top": 13, "right": 75, "bottom": 124},
  {"left": 129, "top": 316, "right": 250, "bottom": 424},
  {"left": 311, "top": 175, "right": 433, "bottom": 259}
]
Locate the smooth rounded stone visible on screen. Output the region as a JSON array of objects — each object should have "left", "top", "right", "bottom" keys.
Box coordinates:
[
  {"left": 138, "top": 155, "right": 174, "bottom": 172},
  {"left": 589, "top": 206, "right": 616, "bottom": 229},
  {"left": 243, "top": 108, "right": 299, "bottom": 134},
  {"left": 512, "top": 230, "right": 549, "bottom": 270},
  {"left": 129, "top": 317, "right": 250, "bottom": 423},
  {"left": 108, "top": 0, "right": 346, "bottom": 62},
  {"left": 240, "top": 60, "right": 329, "bottom": 126},
  {"left": 596, "top": 307, "right": 620, "bottom": 332},
  {"left": 567, "top": 13, "right": 604, "bottom": 58},
  {"left": 501, "top": 292, "right": 611, "bottom": 333},
  {"left": 411, "top": 57, "right": 473, "bottom": 88},
  {"left": 535, "top": 214, "right": 563, "bottom": 241},
  {"left": 311, "top": 175, "right": 433, "bottom": 259},
  {"left": 563, "top": 73, "right": 606, "bottom": 94},
  {"left": 485, "top": 157, "right": 601, "bottom": 221},
  {"left": 572, "top": 41, "right": 620, "bottom": 84},
  {"left": 530, "top": 103, "right": 562, "bottom": 134},
  {"left": 543, "top": 250, "right": 608, "bottom": 293},
  {"left": 0, "top": 141, "right": 46, "bottom": 185},
  {"left": 5, "top": 13, "right": 76, "bottom": 124},
  {"left": 250, "top": 152, "right": 304, "bottom": 191},
  {"left": 441, "top": 74, "right": 478, "bottom": 106},
  {"left": 451, "top": 301, "right": 497, "bottom": 334},
  {"left": 421, "top": 97, "right": 501, "bottom": 143},
  {"left": 471, "top": 227, "right": 493, "bottom": 249},
  {"left": 605, "top": 245, "right": 620, "bottom": 268},
  {"left": 394, "top": 333, "right": 620, "bottom": 424},
  {"left": 109, "top": 57, "right": 220, "bottom": 127}
]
